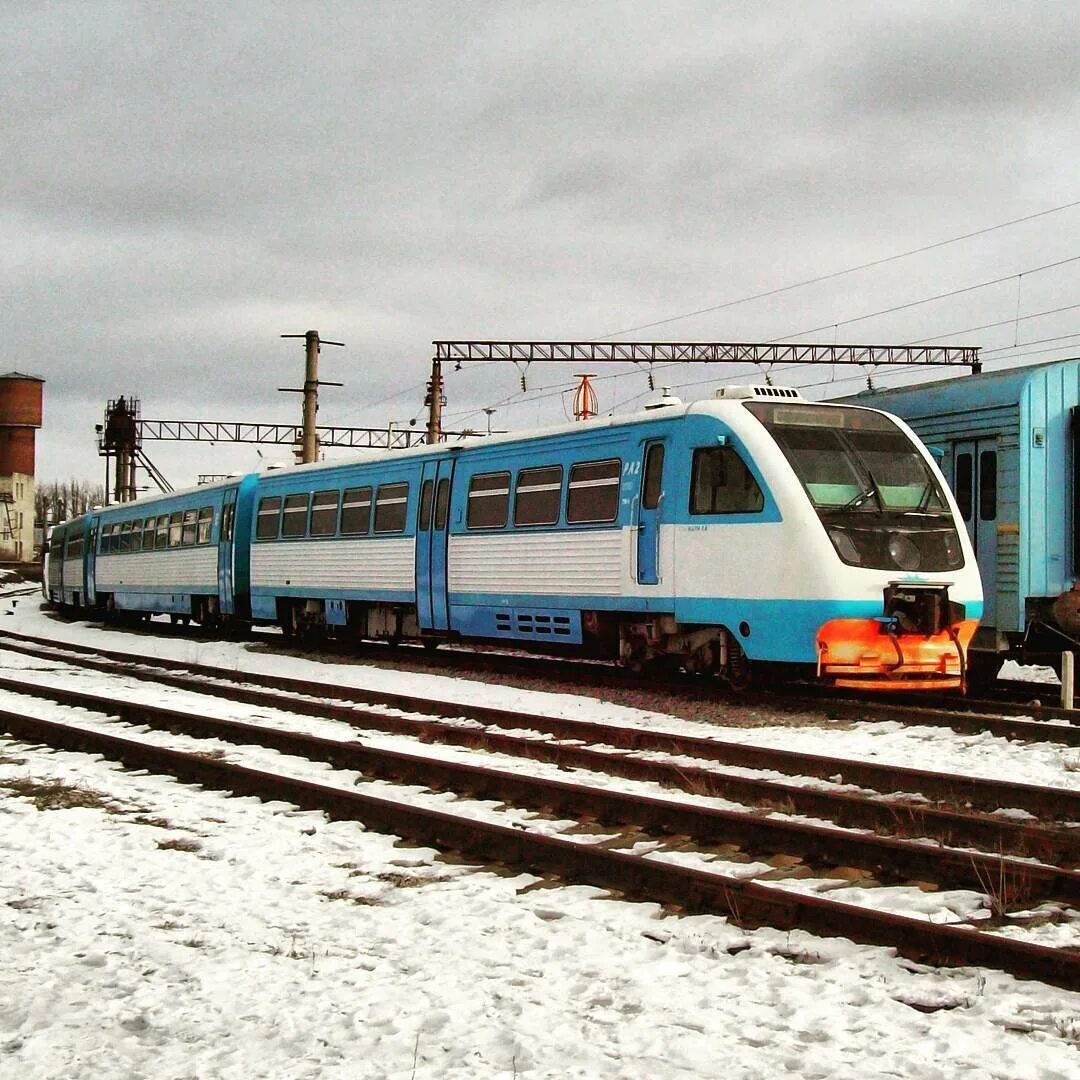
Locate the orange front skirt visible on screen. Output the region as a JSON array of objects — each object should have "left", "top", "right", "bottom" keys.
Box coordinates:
[{"left": 816, "top": 617, "right": 979, "bottom": 691}]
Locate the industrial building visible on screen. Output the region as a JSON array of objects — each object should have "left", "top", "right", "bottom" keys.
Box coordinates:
[{"left": 0, "top": 372, "right": 44, "bottom": 562}]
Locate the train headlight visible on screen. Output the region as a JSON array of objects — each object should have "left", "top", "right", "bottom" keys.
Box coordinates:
[
  {"left": 943, "top": 530, "right": 962, "bottom": 568},
  {"left": 888, "top": 532, "right": 922, "bottom": 571},
  {"left": 827, "top": 527, "right": 861, "bottom": 565}
]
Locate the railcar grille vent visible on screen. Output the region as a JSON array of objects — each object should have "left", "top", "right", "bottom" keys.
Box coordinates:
[
  {"left": 715, "top": 385, "right": 801, "bottom": 400},
  {"left": 495, "top": 611, "right": 574, "bottom": 637}
]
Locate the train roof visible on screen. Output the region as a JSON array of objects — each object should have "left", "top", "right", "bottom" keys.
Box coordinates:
[
  {"left": 831, "top": 357, "right": 1080, "bottom": 418},
  {"left": 75, "top": 386, "right": 900, "bottom": 521}
]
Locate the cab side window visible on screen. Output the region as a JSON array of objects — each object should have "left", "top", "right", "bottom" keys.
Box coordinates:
[{"left": 690, "top": 446, "right": 764, "bottom": 514}]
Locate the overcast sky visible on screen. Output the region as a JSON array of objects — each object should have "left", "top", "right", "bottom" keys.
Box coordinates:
[{"left": 5, "top": 1, "right": 1080, "bottom": 491}]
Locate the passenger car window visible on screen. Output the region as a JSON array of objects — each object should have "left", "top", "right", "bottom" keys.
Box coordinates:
[
  {"left": 566, "top": 460, "right": 621, "bottom": 523},
  {"left": 514, "top": 466, "right": 561, "bottom": 526},
  {"left": 281, "top": 493, "right": 309, "bottom": 538},
  {"left": 181, "top": 508, "right": 198, "bottom": 546},
  {"left": 690, "top": 447, "right": 764, "bottom": 514},
  {"left": 196, "top": 506, "right": 213, "bottom": 545},
  {"left": 255, "top": 497, "right": 281, "bottom": 540},
  {"left": 340, "top": 487, "right": 372, "bottom": 534},
  {"left": 374, "top": 483, "right": 409, "bottom": 533},
  {"left": 309, "top": 490, "right": 339, "bottom": 536},
  {"left": 467, "top": 472, "right": 510, "bottom": 529}
]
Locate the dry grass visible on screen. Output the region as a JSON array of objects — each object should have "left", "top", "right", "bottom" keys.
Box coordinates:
[
  {"left": 156, "top": 836, "right": 203, "bottom": 854},
  {"left": 319, "top": 888, "right": 381, "bottom": 907},
  {"left": 970, "top": 855, "right": 1035, "bottom": 918},
  {"left": 0, "top": 776, "right": 124, "bottom": 813},
  {"left": 376, "top": 871, "right": 443, "bottom": 888},
  {"left": 129, "top": 815, "right": 174, "bottom": 829}
]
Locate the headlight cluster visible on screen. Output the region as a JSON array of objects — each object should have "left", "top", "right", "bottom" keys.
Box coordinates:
[{"left": 826, "top": 525, "right": 964, "bottom": 571}]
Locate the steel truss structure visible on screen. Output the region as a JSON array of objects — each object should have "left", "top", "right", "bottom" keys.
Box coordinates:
[
  {"left": 136, "top": 421, "right": 427, "bottom": 451},
  {"left": 433, "top": 341, "right": 981, "bottom": 372}
]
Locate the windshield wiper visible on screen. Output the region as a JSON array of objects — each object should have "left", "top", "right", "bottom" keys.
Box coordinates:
[
  {"left": 841, "top": 469, "right": 885, "bottom": 512},
  {"left": 915, "top": 478, "right": 940, "bottom": 512}
]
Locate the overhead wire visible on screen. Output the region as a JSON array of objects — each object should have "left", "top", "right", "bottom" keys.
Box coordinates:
[
  {"left": 449, "top": 200, "right": 1080, "bottom": 425},
  {"left": 596, "top": 197, "right": 1080, "bottom": 339}
]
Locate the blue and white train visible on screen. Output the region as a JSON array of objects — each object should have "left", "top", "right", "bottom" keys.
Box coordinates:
[{"left": 46, "top": 385, "right": 982, "bottom": 690}]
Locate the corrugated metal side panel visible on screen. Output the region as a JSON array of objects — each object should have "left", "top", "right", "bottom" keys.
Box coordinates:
[
  {"left": 449, "top": 530, "right": 624, "bottom": 596},
  {"left": 251, "top": 538, "right": 415, "bottom": 591},
  {"left": 1021, "top": 365, "right": 1079, "bottom": 599},
  {"left": 899, "top": 404, "right": 1018, "bottom": 445},
  {"left": 61, "top": 558, "right": 80, "bottom": 586},
  {"left": 96, "top": 549, "right": 217, "bottom": 589}
]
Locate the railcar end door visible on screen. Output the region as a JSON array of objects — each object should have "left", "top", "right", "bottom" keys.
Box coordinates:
[
  {"left": 416, "top": 459, "right": 455, "bottom": 631},
  {"left": 218, "top": 488, "right": 238, "bottom": 616},
  {"left": 84, "top": 514, "right": 99, "bottom": 607},
  {"left": 954, "top": 440, "right": 998, "bottom": 625},
  {"left": 636, "top": 440, "right": 666, "bottom": 585}
]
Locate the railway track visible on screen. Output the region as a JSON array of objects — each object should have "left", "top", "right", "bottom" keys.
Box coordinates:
[
  {"left": 1, "top": 631, "right": 1078, "bottom": 989},
  {"left": 16, "top": 617, "right": 1080, "bottom": 751}
]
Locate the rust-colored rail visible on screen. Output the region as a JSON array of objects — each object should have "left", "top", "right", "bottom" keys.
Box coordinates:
[
  {"left": 1, "top": 687, "right": 1076, "bottom": 904},
  {"left": 0, "top": 672, "right": 1075, "bottom": 868},
  {"left": 0, "top": 631, "right": 1076, "bottom": 823}
]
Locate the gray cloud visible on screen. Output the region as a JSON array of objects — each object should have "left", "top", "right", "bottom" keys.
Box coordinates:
[{"left": 4, "top": 1, "right": 1080, "bottom": 488}]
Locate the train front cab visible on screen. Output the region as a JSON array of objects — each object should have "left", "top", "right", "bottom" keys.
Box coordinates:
[{"left": 733, "top": 397, "right": 980, "bottom": 692}]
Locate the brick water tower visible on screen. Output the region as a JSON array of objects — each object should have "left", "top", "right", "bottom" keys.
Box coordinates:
[{"left": 0, "top": 373, "right": 44, "bottom": 562}]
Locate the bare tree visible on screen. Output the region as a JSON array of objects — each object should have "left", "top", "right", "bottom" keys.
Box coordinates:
[{"left": 35, "top": 479, "right": 105, "bottom": 525}]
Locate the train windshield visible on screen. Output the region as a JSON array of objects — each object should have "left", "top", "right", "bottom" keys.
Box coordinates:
[{"left": 745, "top": 401, "right": 950, "bottom": 515}]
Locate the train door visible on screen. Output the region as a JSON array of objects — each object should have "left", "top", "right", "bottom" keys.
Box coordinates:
[
  {"left": 636, "top": 440, "right": 666, "bottom": 585},
  {"left": 228, "top": 475, "right": 257, "bottom": 622},
  {"left": 218, "top": 488, "right": 238, "bottom": 616},
  {"left": 84, "top": 514, "right": 99, "bottom": 608},
  {"left": 416, "top": 458, "right": 455, "bottom": 631},
  {"left": 954, "top": 440, "right": 998, "bottom": 625}
]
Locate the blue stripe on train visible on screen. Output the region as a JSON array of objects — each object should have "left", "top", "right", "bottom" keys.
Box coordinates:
[{"left": 450, "top": 593, "right": 984, "bottom": 663}]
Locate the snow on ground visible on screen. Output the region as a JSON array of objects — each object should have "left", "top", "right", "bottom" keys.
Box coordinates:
[{"left": 1, "top": 592, "right": 1079, "bottom": 1078}]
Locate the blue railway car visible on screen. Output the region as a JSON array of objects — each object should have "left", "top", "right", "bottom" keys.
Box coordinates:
[
  {"left": 46, "top": 385, "right": 982, "bottom": 691},
  {"left": 835, "top": 358, "right": 1080, "bottom": 686},
  {"left": 47, "top": 476, "right": 258, "bottom": 625}
]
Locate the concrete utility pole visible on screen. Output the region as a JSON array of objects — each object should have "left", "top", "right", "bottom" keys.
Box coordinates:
[{"left": 280, "top": 330, "right": 344, "bottom": 463}]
